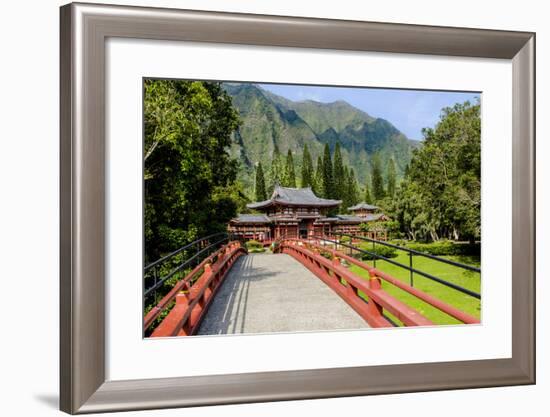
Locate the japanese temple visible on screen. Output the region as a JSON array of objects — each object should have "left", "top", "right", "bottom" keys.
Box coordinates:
[{"left": 228, "top": 186, "right": 388, "bottom": 241}]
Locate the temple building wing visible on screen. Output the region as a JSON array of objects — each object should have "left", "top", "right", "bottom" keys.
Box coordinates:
[{"left": 348, "top": 202, "right": 379, "bottom": 211}]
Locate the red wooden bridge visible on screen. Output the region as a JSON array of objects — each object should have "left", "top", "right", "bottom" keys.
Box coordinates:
[{"left": 144, "top": 234, "right": 480, "bottom": 337}]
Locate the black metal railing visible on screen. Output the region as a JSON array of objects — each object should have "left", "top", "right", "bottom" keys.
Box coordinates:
[
  {"left": 309, "top": 233, "right": 480, "bottom": 300},
  {"left": 144, "top": 232, "right": 241, "bottom": 308}
]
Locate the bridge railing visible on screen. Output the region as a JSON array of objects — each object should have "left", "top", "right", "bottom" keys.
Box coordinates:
[
  {"left": 326, "top": 232, "right": 480, "bottom": 300},
  {"left": 276, "top": 238, "right": 480, "bottom": 327},
  {"left": 144, "top": 232, "right": 236, "bottom": 308},
  {"left": 143, "top": 233, "right": 246, "bottom": 333},
  {"left": 309, "top": 237, "right": 479, "bottom": 324},
  {"left": 144, "top": 240, "right": 247, "bottom": 336},
  {"left": 276, "top": 240, "right": 432, "bottom": 327}
]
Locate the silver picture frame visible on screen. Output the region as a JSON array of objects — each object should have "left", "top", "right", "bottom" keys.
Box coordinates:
[{"left": 60, "top": 2, "right": 535, "bottom": 414}]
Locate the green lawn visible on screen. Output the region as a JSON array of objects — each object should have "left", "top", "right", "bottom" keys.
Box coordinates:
[{"left": 345, "top": 247, "right": 481, "bottom": 326}]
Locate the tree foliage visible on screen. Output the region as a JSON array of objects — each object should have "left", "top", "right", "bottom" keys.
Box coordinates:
[
  {"left": 390, "top": 101, "right": 480, "bottom": 242},
  {"left": 313, "top": 156, "right": 323, "bottom": 196},
  {"left": 255, "top": 162, "right": 267, "bottom": 201},
  {"left": 322, "top": 143, "right": 335, "bottom": 199},
  {"left": 144, "top": 79, "right": 240, "bottom": 262},
  {"left": 332, "top": 142, "right": 345, "bottom": 200},
  {"left": 300, "top": 143, "right": 314, "bottom": 188},
  {"left": 268, "top": 147, "right": 284, "bottom": 193},
  {"left": 370, "top": 153, "right": 385, "bottom": 201},
  {"left": 284, "top": 149, "right": 297, "bottom": 187},
  {"left": 344, "top": 168, "right": 360, "bottom": 209},
  {"left": 387, "top": 158, "right": 396, "bottom": 198},
  {"left": 364, "top": 180, "right": 372, "bottom": 204}
]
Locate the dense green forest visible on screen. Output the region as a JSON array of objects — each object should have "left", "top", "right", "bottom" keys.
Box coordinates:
[
  {"left": 386, "top": 101, "right": 481, "bottom": 242},
  {"left": 144, "top": 79, "right": 481, "bottom": 263},
  {"left": 254, "top": 141, "right": 362, "bottom": 211},
  {"left": 143, "top": 79, "right": 248, "bottom": 262}
]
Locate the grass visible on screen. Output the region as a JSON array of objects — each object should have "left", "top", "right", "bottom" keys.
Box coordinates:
[
  {"left": 345, "top": 245, "right": 481, "bottom": 326},
  {"left": 247, "top": 247, "right": 266, "bottom": 253}
]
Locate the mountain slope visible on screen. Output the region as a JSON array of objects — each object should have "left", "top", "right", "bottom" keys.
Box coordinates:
[{"left": 223, "top": 83, "right": 414, "bottom": 196}]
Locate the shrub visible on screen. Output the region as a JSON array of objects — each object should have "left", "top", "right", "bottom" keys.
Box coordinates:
[
  {"left": 405, "top": 240, "right": 480, "bottom": 256},
  {"left": 452, "top": 242, "right": 480, "bottom": 256},
  {"left": 357, "top": 244, "right": 398, "bottom": 261},
  {"left": 339, "top": 235, "right": 352, "bottom": 244},
  {"left": 246, "top": 239, "right": 265, "bottom": 253},
  {"left": 406, "top": 240, "right": 454, "bottom": 255},
  {"left": 389, "top": 238, "right": 408, "bottom": 246}
]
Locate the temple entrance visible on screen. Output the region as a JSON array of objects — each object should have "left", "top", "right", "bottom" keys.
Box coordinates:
[
  {"left": 299, "top": 221, "right": 308, "bottom": 239},
  {"left": 299, "top": 220, "right": 315, "bottom": 239}
]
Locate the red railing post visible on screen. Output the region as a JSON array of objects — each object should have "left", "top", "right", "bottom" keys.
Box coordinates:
[
  {"left": 368, "top": 270, "right": 382, "bottom": 290},
  {"left": 367, "top": 270, "right": 384, "bottom": 318},
  {"left": 148, "top": 243, "right": 247, "bottom": 337},
  {"left": 186, "top": 263, "right": 211, "bottom": 332},
  {"left": 174, "top": 292, "right": 191, "bottom": 336}
]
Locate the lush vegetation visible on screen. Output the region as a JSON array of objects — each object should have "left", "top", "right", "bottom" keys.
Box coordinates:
[
  {"left": 399, "top": 240, "right": 480, "bottom": 257},
  {"left": 356, "top": 244, "right": 398, "bottom": 260},
  {"left": 386, "top": 101, "right": 481, "bottom": 242},
  {"left": 246, "top": 240, "right": 266, "bottom": 253},
  {"left": 254, "top": 161, "right": 267, "bottom": 201},
  {"left": 144, "top": 79, "right": 247, "bottom": 263},
  {"left": 254, "top": 141, "right": 362, "bottom": 214},
  {"left": 360, "top": 220, "right": 400, "bottom": 238}
]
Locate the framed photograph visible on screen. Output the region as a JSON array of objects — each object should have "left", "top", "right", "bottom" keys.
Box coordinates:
[{"left": 60, "top": 2, "right": 535, "bottom": 414}]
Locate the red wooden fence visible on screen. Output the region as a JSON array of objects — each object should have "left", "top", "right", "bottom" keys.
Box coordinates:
[
  {"left": 145, "top": 237, "right": 478, "bottom": 337},
  {"left": 276, "top": 239, "right": 479, "bottom": 327},
  {"left": 145, "top": 241, "right": 247, "bottom": 337}
]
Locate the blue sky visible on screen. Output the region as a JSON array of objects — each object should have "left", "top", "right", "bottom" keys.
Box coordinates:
[{"left": 259, "top": 83, "right": 480, "bottom": 141}]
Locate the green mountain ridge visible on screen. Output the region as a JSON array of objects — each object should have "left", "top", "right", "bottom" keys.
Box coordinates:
[{"left": 223, "top": 83, "right": 415, "bottom": 197}]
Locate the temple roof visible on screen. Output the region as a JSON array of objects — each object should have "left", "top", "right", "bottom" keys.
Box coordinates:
[
  {"left": 247, "top": 186, "right": 341, "bottom": 210},
  {"left": 348, "top": 202, "right": 379, "bottom": 211},
  {"left": 314, "top": 214, "right": 385, "bottom": 224},
  {"left": 335, "top": 213, "right": 386, "bottom": 223},
  {"left": 230, "top": 214, "right": 272, "bottom": 224},
  {"left": 336, "top": 215, "right": 366, "bottom": 222}
]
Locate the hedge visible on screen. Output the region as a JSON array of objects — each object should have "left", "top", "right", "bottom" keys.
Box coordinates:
[
  {"left": 405, "top": 240, "right": 480, "bottom": 256},
  {"left": 246, "top": 239, "right": 265, "bottom": 253},
  {"left": 357, "top": 244, "right": 398, "bottom": 261}
]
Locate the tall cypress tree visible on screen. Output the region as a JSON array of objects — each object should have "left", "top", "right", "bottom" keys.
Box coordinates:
[
  {"left": 387, "top": 157, "right": 396, "bottom": 198},
  {"left": 371, "top": 154, "right": 385, "bottom": 201},
  {"left": 332, "top": 142, "right": 345, "bottom": 200},
  {"left": 269, "top": 148, "right": 283, "bottom": 193},
  {"left": 285, "top": 149, "right": 297, "bottom": 187},
  {"left": 404, "top": 163, "right": 410, "bottom": 178},
  {"left": 341, "top": 166, "right": 350, "bottom": 212},
  {"left": 347, "top": 168, "right": 360, "bottom": 207},
  {"left": 322, "top": 143, "right": 334, "bottom": 199},
  {"left": 364, "top": 180, "right": 373, "bottom": 204},
  {"left": 255, "top": 162, "right": 267, "bottom": 201},
  {"left": 313, "top": 156, "right": 323, "bottom": 196},
  {"left": 300, "top": 143, "right": 314, "bottom": 188}
]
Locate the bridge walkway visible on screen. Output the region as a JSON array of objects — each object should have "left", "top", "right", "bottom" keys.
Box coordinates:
[{"left": 197, "top": 252, "right": 369, "bottom": 335}]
